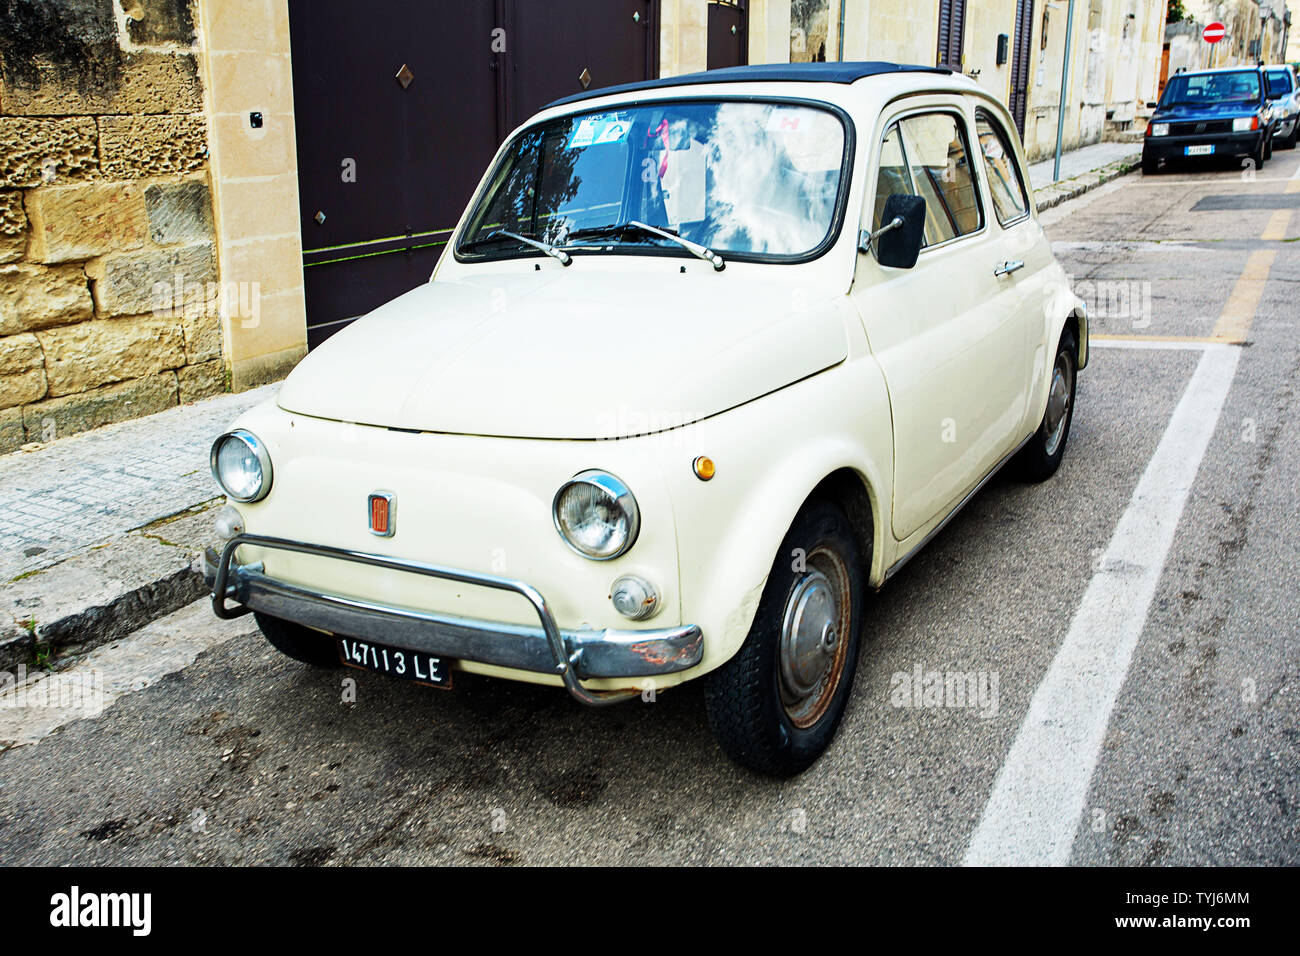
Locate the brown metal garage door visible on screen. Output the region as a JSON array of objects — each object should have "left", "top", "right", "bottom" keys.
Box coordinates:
[
  {"left": 289, "top": 0, "right": 658, "bottom": 348},
  {"left": 707, "top": 1, "right": 747, "bottom": 70}
]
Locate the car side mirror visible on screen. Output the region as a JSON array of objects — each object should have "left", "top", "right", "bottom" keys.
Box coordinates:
[
  {"left": 1146, "top": 101, "right": 1159, "bottom": 108},
  {"left": 863, "top": 194, "right": 926, "bottom": 270}
]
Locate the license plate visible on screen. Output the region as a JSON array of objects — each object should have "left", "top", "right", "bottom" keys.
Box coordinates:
[
  {"left": 338, "top": 637, "right": 451, "bottom": 689},
  {"left": 1184, "top": 145, "right": 1215, "bottom": 156}
]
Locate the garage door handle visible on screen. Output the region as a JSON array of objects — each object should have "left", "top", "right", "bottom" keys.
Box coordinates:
[{"left": 994, "top": 259, "right": 1025, "bottom": 277}]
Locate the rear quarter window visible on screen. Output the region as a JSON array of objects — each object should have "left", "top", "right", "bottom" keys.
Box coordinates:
[{"left": 975, "top": 110, "right": 1029, "bottom": 226}]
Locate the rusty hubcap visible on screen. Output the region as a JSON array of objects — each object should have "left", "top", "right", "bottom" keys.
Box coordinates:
[{"left": 778, "top": 547, "right": 852, "bottom": 728}]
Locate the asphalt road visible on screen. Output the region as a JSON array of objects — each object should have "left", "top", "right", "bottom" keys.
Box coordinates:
[{"left": 2, "top": 150, "right": 1297, "bottom": 866}]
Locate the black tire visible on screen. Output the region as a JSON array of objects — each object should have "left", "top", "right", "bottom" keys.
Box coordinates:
[
  {"left": 705, "top": 499, "right": 864, "bottom": 777},
  {"left": 1280, "top": 123, "right": 1298, "bottom": 150},
  {"left": 1017, "top": 328, "right": 1078, "bottom": 483},
  {"left": 1264, "top": 132, "right": 1273, "bottom": 161},
  {"left": 1252, "top": 135, "right": 1267, "bottom": 170},
  {"left": 255, "top": 611, "right": 341, "bottom": 667},
  {"left": 1141, "top": 150, "right": 1159, "bottom": 175}
]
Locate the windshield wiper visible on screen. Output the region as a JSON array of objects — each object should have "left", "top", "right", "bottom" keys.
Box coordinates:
[
  {"left": 462, "top": 229, "right": 571, "bottom": 266},
  {"left": 491, "top": 229, "right": 571, "bottom": 266},
  {"left": 563, "top": 221, "right": 725, "bottom": 271}
]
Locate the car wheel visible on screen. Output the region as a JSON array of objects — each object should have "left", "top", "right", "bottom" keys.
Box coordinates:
[
  {"left": 255, "top": 611, "right": 341, "bottom": 667},
  {"left": 705, "top": 499, "right": 864, "bottom": 777},
  {"left": 1017, "top": 328, "right": 1077, "bottom": 483},
  {"left": 1281, "top": 123, "right": 1299, "bottom": 150},
  {"left": 1252, "top": 136, "right": 1268, "bottom": 170},
  {"left": 1264, "top": 133, "right": 1273, "bottom": 161}
]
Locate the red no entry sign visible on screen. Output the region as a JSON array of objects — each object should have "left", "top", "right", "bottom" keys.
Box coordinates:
[{"left": 1203, "top": 22, "right": 1226, "bottom": 44}]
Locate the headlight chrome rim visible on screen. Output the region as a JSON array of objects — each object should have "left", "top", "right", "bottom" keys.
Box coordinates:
[
  {"left": 552, "top": 470, "right": 640, "bottom": 561},
  {"left": 210, "top": 429, "right": 273, "bottom": 503}
]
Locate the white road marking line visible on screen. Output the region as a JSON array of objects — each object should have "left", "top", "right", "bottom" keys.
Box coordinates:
[
  {"left": 964, "top": 343, "right": 1241, "bottom": 866},
  {"left": 1089, "top": 339, "right": 1213, "bottom": 351}
]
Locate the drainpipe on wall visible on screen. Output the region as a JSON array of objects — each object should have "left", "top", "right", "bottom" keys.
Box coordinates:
[
  {"left": 837, "top": 0, "right": 846, "bottom": 61},
  {"left": 1052, "top": 0, "right": 1076, "bottom": 182}
]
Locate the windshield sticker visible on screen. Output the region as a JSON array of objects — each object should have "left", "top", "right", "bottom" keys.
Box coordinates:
[
  {"left": 767, "top": 109, "right": 806, "bottom": 133},
  {"left": 569, "top": 118, "right": 632, "bottom": 149},
  {"left": 662, "top": 141, "right": 706, "bottom": 226}
]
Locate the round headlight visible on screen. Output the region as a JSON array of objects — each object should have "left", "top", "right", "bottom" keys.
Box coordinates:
[
  {"left": 210, "top": 430, "right": 272, "bottom": 503},
  {"left": 552, "top": 470, "right": 640, "bottom": 560}
]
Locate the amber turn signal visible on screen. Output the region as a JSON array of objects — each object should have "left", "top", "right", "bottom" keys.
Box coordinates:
[{"left": 693, "top": 456, "right": 716, "bottom": 481}]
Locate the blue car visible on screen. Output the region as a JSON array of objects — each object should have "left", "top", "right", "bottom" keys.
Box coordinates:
[{"left": 1143, "top": 66, "right": 1277, "bottom": 174}]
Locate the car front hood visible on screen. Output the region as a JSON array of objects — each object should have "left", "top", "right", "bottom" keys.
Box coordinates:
[{"left": 276, "top": 271, "right": 849, "bottom": 439}]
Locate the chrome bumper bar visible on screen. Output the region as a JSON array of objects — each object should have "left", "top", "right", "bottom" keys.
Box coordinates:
[{"left": 204, "top": 534, "right": 703, "bottom": 706}]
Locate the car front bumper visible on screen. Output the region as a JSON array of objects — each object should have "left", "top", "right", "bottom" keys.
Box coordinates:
[
  {"left": 205, "top": 534, "right": 704, "bottom": 706},
  {"left": 1144, "top": 129, "right": 1265, "bottom": 161}
]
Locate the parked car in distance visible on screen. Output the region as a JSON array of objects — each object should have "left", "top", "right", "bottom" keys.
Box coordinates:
[
  {"left": 206, "top": 62, "right": 1087, "bottom": 776},
  {"left": 1265, "top": 64, "right": 1300, "bottom": 150},
  {"left": 1144, "top": 66, "right": 1278, "bottom": 173}
]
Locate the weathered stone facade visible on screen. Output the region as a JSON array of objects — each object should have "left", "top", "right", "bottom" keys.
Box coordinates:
[
  {"left": 668, "top": 1, "right": 1176, "bottom": 162},
  {"left": 0, "top": 0, "right": 225, "bottom": 452}
]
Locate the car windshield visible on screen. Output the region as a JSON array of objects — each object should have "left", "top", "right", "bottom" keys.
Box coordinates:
[
  {"left": 457, "top": 100, "right": 849, "bottom": 262},
  {"left": 1161, "top": 71, "right": 1262, "bottom": 108},
  {"left": 1266, "top": 70, "right": 1293, "bottom": 98}
]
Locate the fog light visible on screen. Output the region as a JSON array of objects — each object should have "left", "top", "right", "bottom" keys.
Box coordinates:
[
  {"left": 610, "top": 575, "right": 659, "bottom": 621},
  {"left": 214, "top": 504, "right": 245, "bottom": 541}
]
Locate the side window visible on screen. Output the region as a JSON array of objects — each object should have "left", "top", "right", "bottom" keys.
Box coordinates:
[
  {"left": 898, "top": 112, "right": 983, "bottom": 246},
  {"left": 975, "top": 110, "right": 1030, "bottom": 225},
  {"left": 871, "top": 112, "right": 983, "bottom": 248},
  {"left": 872, "top": 123, "right": 912, "bottom": 232}
]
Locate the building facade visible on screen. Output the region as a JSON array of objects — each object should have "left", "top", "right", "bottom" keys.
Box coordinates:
[
  {"left": 671, "top": 1, "right": 1172, "bottom": 158},
  {"left": 1167, "top": 1, "right": 1292, "bottom": 76},
  {"left": 0, "top": 0, "right": 305, "bottom": 454}
]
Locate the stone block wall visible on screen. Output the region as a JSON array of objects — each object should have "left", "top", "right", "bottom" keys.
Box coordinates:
[{"left": 0, "top": 0, "right": 225, "bottom": 454}]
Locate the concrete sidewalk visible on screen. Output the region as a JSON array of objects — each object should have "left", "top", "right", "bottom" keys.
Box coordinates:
[
  {"left": 1029, "top": 141, "right": 1143, "bottom": 211},
  {"left": 1, "top": 385, "right": 275, "bottom": 583},
  {"left": 0, "top": 138, "right": 1142, "bottom": 673},
  {"left": 1, "top": 385, "right": 273, "bottom": 670}
]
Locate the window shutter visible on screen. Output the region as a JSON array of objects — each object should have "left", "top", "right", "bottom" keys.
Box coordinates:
[{"left": 937, "top": 0, "right": 967, "bottom": 70}]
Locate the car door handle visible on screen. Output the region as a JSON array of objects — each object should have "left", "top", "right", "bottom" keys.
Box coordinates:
[{"left": 993, "top": 260, "right": 1025, "bottom": 277}]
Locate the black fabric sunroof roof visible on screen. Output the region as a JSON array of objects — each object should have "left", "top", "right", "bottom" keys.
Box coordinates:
[{"left": 546, "top": 61, "right": 954, "bottom": 109}]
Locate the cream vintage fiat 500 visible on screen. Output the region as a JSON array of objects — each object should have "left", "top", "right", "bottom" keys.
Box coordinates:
[{"left": 207, "top": 62, "right": 1086, "bottom": 776}]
